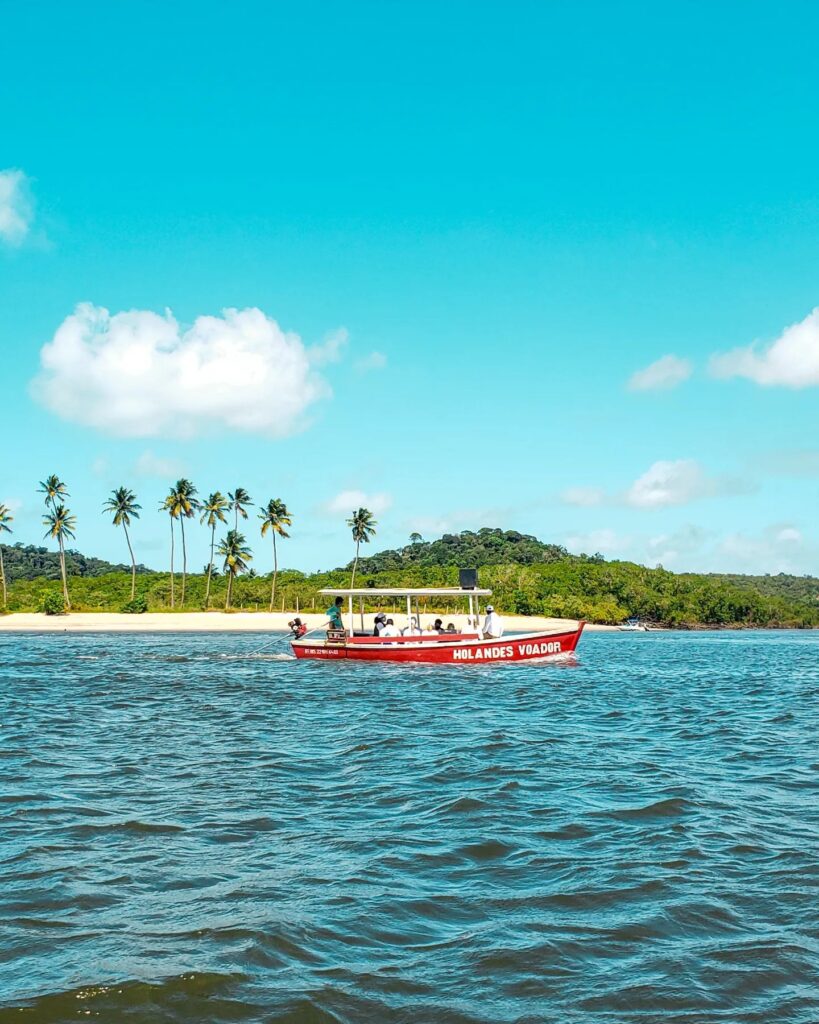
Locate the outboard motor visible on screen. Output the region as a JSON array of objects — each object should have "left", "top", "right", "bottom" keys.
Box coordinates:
[{"left": 288, "top": 617, "right": 307, "bottom": 639}]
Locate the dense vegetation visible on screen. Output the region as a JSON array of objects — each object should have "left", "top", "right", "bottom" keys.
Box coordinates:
[
  {"left": 2, "top": 528, "right": 818, "bottom": 627},
  {"left": 354, "top": 529, "right": 570, "bottom": 572},
  {"left": 1, "top": 543, "right": 149, "bottom": 582}
]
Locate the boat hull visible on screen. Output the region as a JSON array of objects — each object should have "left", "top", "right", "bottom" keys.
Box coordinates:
[{"left": 292, "top": 624, "right": 584, "bottom": 664}]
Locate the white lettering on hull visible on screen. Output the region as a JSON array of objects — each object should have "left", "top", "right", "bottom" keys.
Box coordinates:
[
  {"left": 451, "top": 640, "right": 563, "bottom": 660},
  {"left": 452, "top": 644, "right": 514, "bottom": 661},
  {"left": 518, "top": 641, "right": 562, "bottom": 656}
]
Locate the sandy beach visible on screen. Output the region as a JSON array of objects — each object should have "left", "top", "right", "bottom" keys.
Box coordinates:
[{"left": 0, "top": 612, "right": 617, "bottom": 634}]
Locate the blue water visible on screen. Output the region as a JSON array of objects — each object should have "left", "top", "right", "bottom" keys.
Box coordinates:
[{"left": 1, "top": 630, "right": 818, "bottom": 1023}]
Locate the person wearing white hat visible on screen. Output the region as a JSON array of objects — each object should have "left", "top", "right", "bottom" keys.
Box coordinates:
[{"left": 482, "top": 605, "right": 503, "bottom": 639}]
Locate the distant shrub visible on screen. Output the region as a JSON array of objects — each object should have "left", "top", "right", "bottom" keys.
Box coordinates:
[
  {"left": 511, "top": 590, "right": 539, "bottom": 616},
  {"left": 122, "top": 594, "right": 148, "bottom": 614},
  {"left": 42, "top": 591, "right": 66, "bottom": 616}
]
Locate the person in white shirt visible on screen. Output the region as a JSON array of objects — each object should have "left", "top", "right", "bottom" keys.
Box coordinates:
[
  {"left": 380, "top": 618, "right": 400, "bottom": 638},
  {"left": 482, "top": 605, "right": 503, "bottom": 638},
  {"left": 402, "top": 616, "right": 422, "bottom": 636}
]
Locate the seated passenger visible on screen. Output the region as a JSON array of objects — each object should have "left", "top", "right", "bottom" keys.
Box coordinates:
[
  {"left": 482, "top": 605, "right": 504, "bottom": 638},
  {"left": 402, "top": 616, "right": 422, "bottom": 636},
  {"left": 445, "top": 622, "right": 457, "bottom": 633},
  {"left": 380, "top": 618, "right": 400, "bottom": 637},
  {"left": 433, "top": 618, "right": 444, "bottom": 633},
  {"left": 373, "top": 613, "right": 387, "bottom": 636}
]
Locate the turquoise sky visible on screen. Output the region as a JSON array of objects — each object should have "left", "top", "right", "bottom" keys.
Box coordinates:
[{"left": 2, "top": 1, "right": 819, "bottom": 575}]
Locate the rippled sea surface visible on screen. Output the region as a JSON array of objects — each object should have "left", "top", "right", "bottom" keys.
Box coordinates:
[{"left": 2, "top": 630, "right": 819, "bottom": 1023}]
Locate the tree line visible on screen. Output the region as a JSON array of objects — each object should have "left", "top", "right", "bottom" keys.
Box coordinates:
[
  {"left": 3, "top": 504, "right": 818, "bottom": 627},
  {"left": 0, "top": 477, "right": 379, "bottom": 613}
]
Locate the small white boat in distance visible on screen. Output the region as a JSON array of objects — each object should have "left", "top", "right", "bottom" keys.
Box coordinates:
[{"left": 619, "top": 617, "right": 649, "bottom": 632}]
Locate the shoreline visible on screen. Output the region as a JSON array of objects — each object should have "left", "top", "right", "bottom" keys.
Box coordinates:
[{"left": 0, "top": 611, "right": 619, "bottom": 634}]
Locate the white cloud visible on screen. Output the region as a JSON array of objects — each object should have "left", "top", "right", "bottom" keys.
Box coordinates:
[
  {"left": 628, "top": 354, "right": 692, "bottom": 391},
  {"left": 309, "top": 328, "right": 348, "bottom": 366},
  {"left": 1, "top": 497, "right": 23, "bottom": 514},
  {"left": 0, "top": 169, "right": 34, "bottom": 246},
  {"left": 325, "top": 489, "right": 392, "bottom": 516},
  {"left": 715, "top": 524, "right": 812, "bottom": 574},
  {"left": 644, "top": 524, "right": 711, "bottom": 568},
  {"left": 565, "top": 522, "right": 817, "bottom": 574},
  {"left": 625, "top": 459, "right": 750, "bottom": 508},
  {"left": 709, "top": 308, "right": 819, "bottom": 387},
  {"left": 560, "top": 486, "right": 604, "bottom": 507},
  {"left": 564, "top": 460, "right": 752, "bottom": 512},
  {"left": 133, "top": 450, "right": 186, "bottom": 479},
  {"left": 355, "top": 351, "right": 387, "bottom": 372},
  {"left": 32, "top": 304, "right": 339, "bottom": 438}
]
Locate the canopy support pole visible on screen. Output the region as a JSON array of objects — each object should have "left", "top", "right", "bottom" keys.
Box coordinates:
[
  {"left": 348, "top": 595, "right": 354, "bottom": 636},
  {"left": 406, "top": 594, "right": 412, "bottom": 630}
]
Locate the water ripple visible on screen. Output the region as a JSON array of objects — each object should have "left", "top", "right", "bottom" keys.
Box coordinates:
[{"left": 1, "top": 629, "right": 818, "bottom": 1022}]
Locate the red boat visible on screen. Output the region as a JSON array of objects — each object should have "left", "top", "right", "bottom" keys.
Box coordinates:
[{"left": 291, "top": 587, "right": 585, "bottom": 664}]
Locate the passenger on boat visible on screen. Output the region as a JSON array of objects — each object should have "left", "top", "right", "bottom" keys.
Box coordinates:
[
  {"left": 402, "top": 616, "right": 422, "bottom": 636},
  {"left": 433, "top": 618, "right": 444, "bottom": 633},
  {"left": 327, "top": 597, "right": 344, "bottom": 630},
  {"left": 373, "top": 613, "right": 387, "bottom": 636},
  {"left": 380, "top": 618, "right": 400, "bottom": 637},
  {"left": 482, "top": 605, "right": 503, "bottom": 638},
  {"left": 445, "top": 622, "right": 457, "bottom": 633}
]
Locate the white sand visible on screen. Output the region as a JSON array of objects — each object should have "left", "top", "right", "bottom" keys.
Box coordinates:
[{"left": 0, "top": 611, "right": 617, "bottom": 633}]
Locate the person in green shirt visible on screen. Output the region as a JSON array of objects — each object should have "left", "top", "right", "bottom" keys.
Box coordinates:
[{"left": 326, "top": 596, "right": 344, "bottom": 630}]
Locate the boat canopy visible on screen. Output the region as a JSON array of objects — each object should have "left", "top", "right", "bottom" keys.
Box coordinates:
[{"left": 320, "top": 587, "right": 492, "bottom": 598}]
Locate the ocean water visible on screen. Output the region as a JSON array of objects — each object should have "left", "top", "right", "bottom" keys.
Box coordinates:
[{"left": 1, "top": 630, "right": 818, "bottom": 1023}]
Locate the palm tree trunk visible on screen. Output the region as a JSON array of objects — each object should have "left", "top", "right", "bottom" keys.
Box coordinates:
[
  {"left": 169, "top": 516, "right": 175, "bottom": 609},
  {"left": 58, "top": 536, "right": 70, "bottom": 609},
  {"left": 205, "top": 524, "right": 215, "bottom": 607},
  {"left": 350, "top": 540, "right": 360, "bottom": 590},
  {"left": 226, "top": 571, "right": 233, "bottom": 611},
  {"left": 180, "top": 515, "right": 187, "bottom": 606},
  {"left": 269, "top": 534, "right": 278, "bottom": 613},
  {"left": 0, "top": 544, "right": 6, "bottom": 609},
  {"left": 123, "top": 523, "right": 136, "bottom": 600}
]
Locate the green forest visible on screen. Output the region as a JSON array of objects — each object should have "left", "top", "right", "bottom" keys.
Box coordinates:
[{"left": 2, "top": 529, "right": 818, "bottom": 627}]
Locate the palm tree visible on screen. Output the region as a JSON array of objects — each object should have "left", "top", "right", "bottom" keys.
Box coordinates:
[
  {"left": 38, "top": 474, "right": 68, "bottom": 512},
  {"left": 217, "top": 529, "right": 252, "bottom": 610},
  {"left": 259, "top": 498, "right": 292, "bottom": 612},
  {"left": 0, "top": 503, "right": 13, "bottom": 609},
  {"left": 200, "top": 491, "right": 229, "bottom": 607},
  {"left": 102, "top": 487, "right": 141, "bottom": 599},
  {"left": 43, "top": 503, "right": 76, "bottom": 609},
  {"left": 159, "top": 491, "right": 178, "bottom": 608},
  {"left": 409, "top": 532, "right": 423, "bottom": 545},
  {"left": 39, "top": 474, "right": 72, "bottom": 608},
  {"left": 228, "top": 487, "right": 253, "bottom": 531},
  {"left": 168, "top": 479, "right": 199, "bottom": 605},
  {"left": 347, "top": 507, "right": 377, "bottom": 590}
]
